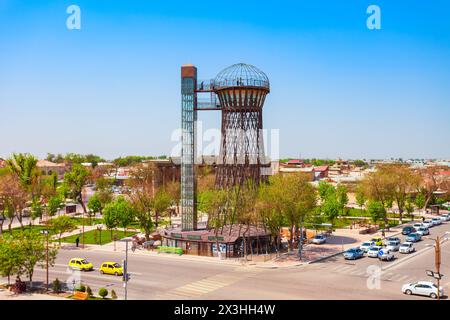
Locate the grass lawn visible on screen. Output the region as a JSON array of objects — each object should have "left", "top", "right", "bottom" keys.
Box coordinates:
[
  {"left": 59, "top": 229, "right": 137, "bottom": 245},
  {"left": 1, "top": 224, "right": 56, "bottom": 237},
  {"left": 69, "top": 217, "right": 104, "bottom": 226}
]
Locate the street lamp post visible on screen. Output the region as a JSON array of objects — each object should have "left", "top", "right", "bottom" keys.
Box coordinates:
[
  {"left": 40, "top": 230, "right": 49, "bottom": 291},
  {"left": 425, "top": 232, "right": 449, "bottom": 301}
]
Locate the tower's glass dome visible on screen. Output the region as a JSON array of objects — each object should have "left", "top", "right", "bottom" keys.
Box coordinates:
[{"left": 214, "top": 63, "right": 270, "bottom": 90}]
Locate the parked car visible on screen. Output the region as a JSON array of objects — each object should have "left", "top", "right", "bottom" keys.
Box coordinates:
[
  {"left": 416, "top": 227, "right": 430, "bottom": 236},
  {"left": 378, "top": 249, "right": 395, "bottom": 261},
  {"left": 343, "top": 248, "right": 364, "bottom": 260},
  {"left": 413, "top": 223, "right": 424, "bottom": 230},
  {"left": 399, "top": 242, "right": 416, "bottom": 254},
  {"left": 431, "top": 217, "right": 442, "bottom": 226},
  {"left": 68, "top": 258, "right": 94, "bottom": 271},
  {"left": 439, "top": 214, "right": 450, "bottom": 221},
  {"left": 422, "top": 220, "right": 434, "bottom": 228},
  {"left": 99, "top": 262, "right": 123, "bottom": 276},
  {"left": 385, "top": 241, "right": 400, "bottom": 252},
  {"left": 311, "top": 234, "right": 327, "bottom": 245},
  {"left": 386, "top": 237, "right": 401, "bottom": 243},
  {"left": 406, "top": 233, "right": 422, "bottom": 242},
  {"left": 359, "top": 241, "right": 376, "bottom": 252},
  {"left": 370, "top": 237, "right": 383, "bottom": 246},
  {"left": 402, "top": 281, "right": 444, "bottom": 299},
  {"left": 402, "top": 226, "right": 416, "bottom": 235},
  {"left": 367, "top": 246, "right": 382, "bottom": 258}
]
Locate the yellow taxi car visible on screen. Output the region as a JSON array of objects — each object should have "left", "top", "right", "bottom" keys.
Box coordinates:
[
  {"left": 99, "top": 262, "right": 123, "bottom": 276},
  {"left": 371, "top": 237, "right": 383, "bottom": 246},
  {"left": 68, "top": 258, "right": 94, "bottom": 271}
]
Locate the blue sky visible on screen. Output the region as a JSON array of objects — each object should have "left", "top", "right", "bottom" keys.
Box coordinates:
[{"left": 1, "top": 0, "right": 449, "bottom": 160}]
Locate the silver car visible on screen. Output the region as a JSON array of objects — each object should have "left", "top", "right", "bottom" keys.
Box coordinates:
[
  {"left": 416, "top": 227, "right": 429, "bottom": 236},
  {"left": 312, "top": 234, "right": 327, "bottom": 245},
  {"left": 431, "top": 217, "right": 442, "bottom": 226},
  {"left": 385, "top": 241, "right": 400, "bottom": 252},
  {"left": 378, "top": 249, "right": 395, "bottom": 261}
]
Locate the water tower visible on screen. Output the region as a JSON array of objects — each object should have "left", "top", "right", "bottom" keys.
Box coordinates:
[
  {"left": 213, "top": 63, "right": 270, "bottom": 188},
  {"left": 180, "top": 63, "right": 270, "bottom": 231}
]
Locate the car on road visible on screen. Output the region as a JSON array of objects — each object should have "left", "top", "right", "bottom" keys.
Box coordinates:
[
  {"left": 378, "top": 249, "right": 395, "bottom": 261},
  {"left": 386, "top": 237, "right": 401, "bottom": 243},
  {"left": 68, "top": 258, "right": 94, "bottom": 271},
  {"left": 416, "top": 227, "right": 430, "bottom": 236},
  {"left": 370, "top": 237, "right": 383, "bottom": 246},
  {"left": 359, "top": 241, "right": 376, "bottom": 252},
  {"left": 343, "top": 248, "right": 365, "bottom": 260},
  {"left": 367, "top": 246, "right": 382, "bottom": 258},
  {"left": 406, "top": 233, "right": 422, "bottom": 242},
  {"left": 422, "top": 220, "right": 434, "bottom": 228},
  {"left": 412, "top": 223, "right": 424, "bottom": 230},
  {"left": 402, "top": 281, "right": 444, "bottom": 299},
  {"left": 385, "top": 241, "right": 400, "bottom": 252},
  {"left": 431, "top": 217, "right": 442, "bottom": 226},
  {"left": 402, "top": 226, "right": 416, "bottom": 235},
  {"left": 311, "top": 234, "right": 327, "bottom": 245},
  {"left": 439, "top": 214, "right": 450, "bottom": 221},
  {"left": 399, "top": 242, "right": 416, "bottom": 254},
  {"left": 99, "top": 262, "right": 123, "bottom": 276}
]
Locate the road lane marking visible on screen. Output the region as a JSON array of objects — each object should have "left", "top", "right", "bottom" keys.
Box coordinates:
[{"left": 155, "top": 267, "right": 263, "bottom": 299}]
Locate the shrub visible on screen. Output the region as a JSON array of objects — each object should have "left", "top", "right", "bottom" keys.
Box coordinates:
[
  {"left": 86, "top": 286, "right": 93, "bottom": 297},
  {"left": 52, "top": 278, "right": 62, "bottom": 293},
  {"left": 111, "top": 289, "right": 117, "bottom": 300},
  {"left": 98, "top": 287, "right": 108, "bottom": 299},
  {"left": 74, "top": 284, "right": 86, "bottom": 292}
]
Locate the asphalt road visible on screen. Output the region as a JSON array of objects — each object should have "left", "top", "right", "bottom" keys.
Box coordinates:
[{"left": 4, "top": 220, "right": 450, "bottom": 300}]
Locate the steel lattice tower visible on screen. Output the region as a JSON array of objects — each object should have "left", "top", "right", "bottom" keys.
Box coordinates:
[
  {"left": 214, "top": 63, "right": 270, "bottom": 188},
  {"left": 180, "top": 63, "right": 269, "bottom": 231}
]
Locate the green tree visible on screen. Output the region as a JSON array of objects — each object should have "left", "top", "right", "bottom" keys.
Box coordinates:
[
  {"left": 336, "top": 184, "right": 349, "bottom": 215},
  {"left": 103, "top": 201, "right": 119, "bottom": 239},
  {"left": 47, "top": 194, "right": 63, "bottom": 218},
  {"left": 415, "top": 193, "right": 426, "bottom": 215},
  {"left": 355, "top": 185, "right": 366, "bottom": 215},
  {"left": 322, "top": 193, "right": 341, "bottom": 227},
  {"left": 317, "top": 181, "right": 335, "bottom": 202},
  {"left": 0, "top": 236, "right": 24, "bottom": 284},
  {"left": 87, "top": 193, "right": 102, "bottom": 223},
  {"left": 16, "top": 231, "right": 58, "bottom": 284},
  {"left": 152, "top": 190, "right": 172, "bottom": 229},
  {"left": 30, "top": 197, "right": 44, "bottom": 224},
  {"left": 50, "top": 215, "right": 76, "bottom": 245},
  {"left": 5, "top": 153, "right": 38, "bottom": 191},
  {"left": 114, "top": 197, "right": 136, "bottom": 235},
  {"left": 367, "top": 200, "right": 387, "bottom": 227},
  {"left": 405, "top": 197, "right": 415, "bottom": 221},
  {"left": 63, "top": 164, "right": 90, "bottom": 213}
]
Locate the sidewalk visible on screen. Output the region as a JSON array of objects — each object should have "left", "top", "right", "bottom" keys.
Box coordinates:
[{"left": 0, "top": 288, "right": 66, "bottom": 300}]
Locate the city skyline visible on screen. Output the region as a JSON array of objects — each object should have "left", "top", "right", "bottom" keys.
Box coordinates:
[{"left": 1, "top": 1, "right": 450, "bottom": 160}]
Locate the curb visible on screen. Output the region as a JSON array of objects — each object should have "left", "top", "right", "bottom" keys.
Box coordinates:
[{"left": 307, "top": 250, "right": 345, "bottom": 264}]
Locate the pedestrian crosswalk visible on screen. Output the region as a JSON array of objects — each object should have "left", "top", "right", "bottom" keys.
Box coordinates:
[
  {"left": 156, "top": 267, "right": 262, "bottom": 299},
  {"left": 311, "top": 263, "right": 422, "bottom": 284}
]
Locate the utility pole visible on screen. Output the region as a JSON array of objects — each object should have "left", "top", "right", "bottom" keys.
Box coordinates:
[
  {"left": 82, "top": 210, "right": 85, "bottom": 249},
  {"left": 435, "top": 236, "right": 441, "bottom": 301},
  {"left": 298, "top": 217, "right": 303, "bottom": 260},
  {"left": 40, "top": 230, "right": 49, "bottom": 291},
  {"left": 123, "top": 240, "right": 129, "bottom": 300}
]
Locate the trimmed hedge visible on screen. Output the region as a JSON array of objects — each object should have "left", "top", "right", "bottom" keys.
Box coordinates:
[{"left": 157, "top": 246, "right": 183, "bottom": 255}]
